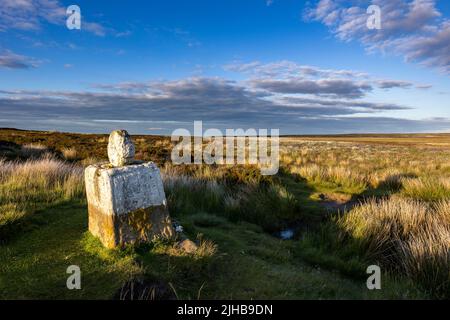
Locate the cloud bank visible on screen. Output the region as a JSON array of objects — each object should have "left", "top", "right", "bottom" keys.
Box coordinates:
[
  {"left": 304, "top": 0, "right": 450, "bottom": 73},
  {"left": 0, "top": 50, "right": 41, "bottom": 69},
  {"left": 0, "top": 69, "right": 447, "bottom": 134}
]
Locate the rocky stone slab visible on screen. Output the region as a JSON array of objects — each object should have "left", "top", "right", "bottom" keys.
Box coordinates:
[
  {"left": 85, "top": 161, "right": 174, "bottom": 248},
  {"left": 107, "top": 130, "right": 135, "bottom": 167}
]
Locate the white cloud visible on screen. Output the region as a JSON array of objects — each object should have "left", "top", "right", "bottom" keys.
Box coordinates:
[
  {"left": 0, "top": 0, "right": 110, "bottom": 36},
  {"left": 305, "top": 0, "right": 450, "bottom": 73},
  {"left": 0, "top": 50, "right": 41, "bottom": 69},
  {"left": 224, "top": 60, "right": 369, "bottom": 79},
  {"left": 82, "top": 21, "right": 107, "bottom": 37},
  {"left": 225, "top": 60, "right": 418, "bottom": 97}
]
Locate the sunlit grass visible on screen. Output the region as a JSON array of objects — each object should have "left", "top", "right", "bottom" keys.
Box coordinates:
[
  {"left": 337, "top": 197, "right": 450, "bottom": 297},
  {"left": 0, "top": 156, "right": 84, "bottom": 232}
]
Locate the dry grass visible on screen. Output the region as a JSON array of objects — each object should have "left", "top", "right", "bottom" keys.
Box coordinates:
[
  {"left": 61, "top": 147, "right": 78, "bottom": 161},
  {"left": 402, "top": 177, "right": 450, "bottom": 201},
  {"left": 289, "top": 163, "right": 367, "bottom": 192},
  {"left": 0, "top": 155, "right": 84, "bottom": 229},
  {"left": 0, "top": 155, "right": 83, "bottom": 191},
  {"left": 195, "top": 234, "right": 219, "bottom": 258},
  {"left": 280, "top": 140, "right": 450, "bottom": 196},
  {"left": 337, "top": 197, "right": 450, "bottom": 297},
  {"left": 279, "top": 139, "right": 450, "bottom": 297}
]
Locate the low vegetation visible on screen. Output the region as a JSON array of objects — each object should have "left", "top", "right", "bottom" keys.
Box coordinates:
[
  {"left": 280, "top": 138, "right": 450, "bottom": 298},
  {"left": 1, "top": 129, "right": 449, "bottom": 299},
  {"left": 338, "top": 197, "right": 450, "bottom": 297},
  {"left": 0, "top": 155, "right": 84, "bottom": 240}
]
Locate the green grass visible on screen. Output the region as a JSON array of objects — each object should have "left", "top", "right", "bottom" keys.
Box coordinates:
[
  {"left": 0, "top": 157, "right": 84, "bottom": 241},
  {"left": 0, "top": 200, "right": 424, "bottom": 299},
  {"left": 401, "top": 177, "right": 450, "bottom": 201},
  {"left": 0, "top": 200, "right": 137, "bottom": 299}
]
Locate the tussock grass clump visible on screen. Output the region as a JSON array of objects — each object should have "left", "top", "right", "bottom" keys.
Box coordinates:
[
  {"left": 401, "top": 177, "right": 450, "bottom": 201},
  {"left": 195, "top": 234, "right": 219, "bottom": 259},
  {"left": 0, "top": 156, "right": 83, "bottom": 196},
  {"left": 225, "top": 183, "right": 300, "bottom": 231},
  {"left": 289, "top": 164, "right": 367, "bottom": 193},
  {"left": 61, "top": 147, "right": 78, "bottom": 161},
  {"left": 338, "top": 197, "right": 450, "bottom": 297},
  {"left": 163, "top": 171, "right": 225, "bottom": 216},
  {"left": 338, "top": 198, "right": 429, "bottom": 259}
]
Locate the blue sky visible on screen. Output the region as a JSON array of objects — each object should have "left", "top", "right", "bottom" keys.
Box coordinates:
[{"left": 0, "top": 0, "right": 449, "bottom": 134}]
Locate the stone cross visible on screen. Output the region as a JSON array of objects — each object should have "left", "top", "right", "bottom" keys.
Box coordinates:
[{"left": 84, "top": 130, "right": 174, "bottom": 248}]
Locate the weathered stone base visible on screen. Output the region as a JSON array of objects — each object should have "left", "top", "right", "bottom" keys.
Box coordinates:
[
  {"left": 88, "top": 204, "right": 174, "bottom": 249},
  {"left": 85, "top": 161, "right": 174, "bottom": 248}
]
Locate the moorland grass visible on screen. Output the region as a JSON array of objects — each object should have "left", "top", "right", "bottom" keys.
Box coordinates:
[
  {"left": 330, "top": 197, "right": 450, "bottom": 298},
  {"left": 1, "top": 130, "right": 450, "bottom": 299},
  {"left": 280, "top": 140, "right": 450, "bottom": 298},
  {"left": 0, "top": 156, "right": 84, "bottom": 240},
  {"left": 0, "top": 162, "right": 403, "bottom": 299}
]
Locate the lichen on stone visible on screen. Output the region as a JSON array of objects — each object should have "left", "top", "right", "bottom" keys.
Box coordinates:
[{"left": 107, "top": 130, "right": 135, "bottom": 167}]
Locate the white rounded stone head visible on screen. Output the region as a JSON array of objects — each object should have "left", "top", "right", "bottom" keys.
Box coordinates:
[{"left": 107, "top": 130, "right": 135, "bottom": 167}]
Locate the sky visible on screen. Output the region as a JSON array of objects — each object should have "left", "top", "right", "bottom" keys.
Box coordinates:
[{"left": 0, "top": 0, "right": 449, "bottom": 135}]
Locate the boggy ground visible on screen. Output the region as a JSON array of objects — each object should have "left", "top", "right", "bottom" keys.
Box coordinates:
[{"left": 1, "top": 129, "right": 449, "bottom": 299}]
